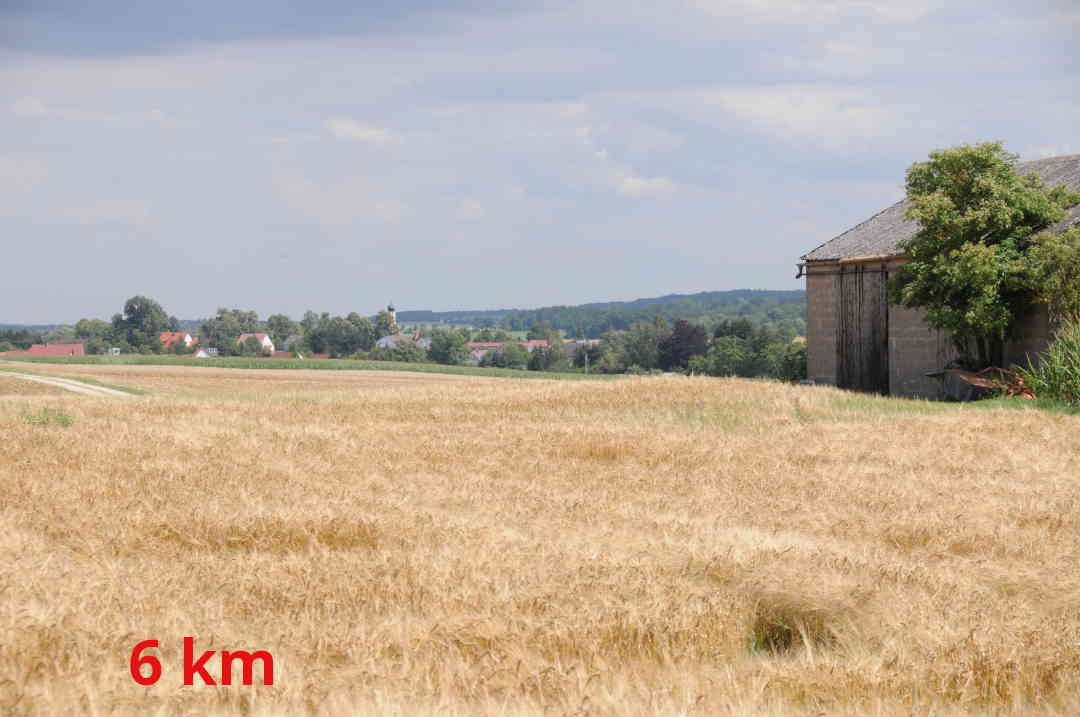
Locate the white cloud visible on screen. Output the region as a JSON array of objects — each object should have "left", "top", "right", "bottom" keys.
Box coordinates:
[
  {"left": 616, "top": 174, "right": 676, "bottom": 198},
  {"left": 326, "top": 118, "right": 395, "bottom": 144}
]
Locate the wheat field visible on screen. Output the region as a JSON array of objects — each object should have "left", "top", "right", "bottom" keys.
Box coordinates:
[{"left": 3, "top": 364, "right": 1080, "bottom": 716}]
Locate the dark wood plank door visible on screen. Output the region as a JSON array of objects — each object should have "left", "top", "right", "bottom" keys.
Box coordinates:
[{"left": 836, "top": 264, "right": 890, "bottom": 394}]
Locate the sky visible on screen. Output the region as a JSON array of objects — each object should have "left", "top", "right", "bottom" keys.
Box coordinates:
[{"left": 2, "top": 0, "right": 1078, "bottom": 323}]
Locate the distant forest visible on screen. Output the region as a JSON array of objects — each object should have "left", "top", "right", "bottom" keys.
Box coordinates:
[{"left": 398, "top": 289, "right": 806, "bottom": 338}]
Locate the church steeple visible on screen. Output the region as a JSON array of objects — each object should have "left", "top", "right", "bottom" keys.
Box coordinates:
[{"left": 387, "top": 302, "right": 397, "bottom": 332}]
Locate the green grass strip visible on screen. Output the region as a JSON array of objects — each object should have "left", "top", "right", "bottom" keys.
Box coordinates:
[{"left": 0, "top": 355, "right": 616, "bottom": 381}]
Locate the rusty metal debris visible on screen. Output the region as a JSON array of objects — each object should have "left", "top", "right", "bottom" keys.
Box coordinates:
[{"left": 926, "top": 367, "right": 1035, "bottom": 401}]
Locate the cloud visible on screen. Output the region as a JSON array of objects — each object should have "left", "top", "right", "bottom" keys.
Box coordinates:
[
  {"left": 326, "top": 118, "right": 396, "bottom": 144},
  {"left": 616, "top": 174, "right": 676, "bottom": 199},
  {"left": 0, "top": 0, "right": 1074, "bottom": 321}
]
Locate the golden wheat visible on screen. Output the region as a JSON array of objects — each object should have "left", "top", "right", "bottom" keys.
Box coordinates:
[{"left": 3, "top": 365, "right": 1080, "bottom": 715}]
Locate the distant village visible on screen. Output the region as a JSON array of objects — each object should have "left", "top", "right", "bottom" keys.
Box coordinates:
[{"left": 0, "top": 303, "right": 601, "bottom": 369}]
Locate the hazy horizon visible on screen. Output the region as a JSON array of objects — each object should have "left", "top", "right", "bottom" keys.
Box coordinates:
[{"left": 1, "top": 286, "right": 806, "bottom": 326}]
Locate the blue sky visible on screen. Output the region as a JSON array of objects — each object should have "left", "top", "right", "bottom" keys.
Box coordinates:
[{"left": 2, "top": 0, "right": 1077, "bottom": 322}]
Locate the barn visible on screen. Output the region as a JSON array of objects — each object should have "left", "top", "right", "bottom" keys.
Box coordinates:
[{"left": 799, "top": 153, "right": 1080, "bottom": 398}]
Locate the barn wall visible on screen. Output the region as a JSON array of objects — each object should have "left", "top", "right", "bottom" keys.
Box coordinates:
[
  {"left": 887, "top": 304, "right": 957, "bottom": 399},
  {"left": 805, "top": 264, "right": 838, "bottom": 385},
  {"left": 806, "top": 259, "right": 1055, "bottom": 398},
  {"left": 1007, "top": 303, "right": 1052, "bottom": 369}
]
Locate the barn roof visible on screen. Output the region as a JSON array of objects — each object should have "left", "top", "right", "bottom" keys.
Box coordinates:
[{"left": 802, "top": 154, "right": 1080, "bottom": 262}]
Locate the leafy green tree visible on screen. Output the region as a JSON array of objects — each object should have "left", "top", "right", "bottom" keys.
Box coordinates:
[
  {"left": 83, "top": 337, "right": 109, "bottom": 355},
  {"left": 572, "top": 343, "right": 604, "bottom": 370},
  {"left": 306, "top": 315, "right": 374, "bottom": 357},
  {"left": 345, "top": 313, "right": 378, "bottom": 351},
  {"left": 428, "top": 330, "right": 469, "bottom": 365},
  {"left": 621, "top": 319, "right": 668, "bottom": 371},
  {"left": 1028, "top": 227, "right": 1080, "bottom": 326},
  {"left": 43, "top": 325, "right": 77, "bottom": 344},
  {"left": 300, "top": 310, "right": 321, "bottom": 334},
  {"left": 766, "top": 341, "right": 808, "bottom": 382},
  {"left": 111, "top": 295, "right": 177, "bottom": 353},
  {"left": 688, "top": 337, "right": 748, "bottom": 376},
  {"left": 200, "top": 308, "right": 262, "bottom": 355},
  {"left": 501, "top": 343, "right": 530, "bottom": 369},
  {"left": 266, "top": 314, "right": 299, "bottom": 349},
  {"left": 526, "top": 322, "right": 553, "bottom": 340},
  {"left": 658, "top": 319, "right": 707, "bottom": 371},
  {"left": 713, "top": 318, "right": 754, "bottom": 340},
  {"left": 374, "top": 310, "right": 397, "bottom": 338},
  {"left": 74, "top": 319, "right": 111, "bottom": 339},
  {"left": 370, "top": 341, "right": 428, "bottom": 363},
  {"left": 889, "top": 142, "right": 1080, "bottom": 368},
  {"left": 239, "top": 336, "right": 267, "bottom": 356}
]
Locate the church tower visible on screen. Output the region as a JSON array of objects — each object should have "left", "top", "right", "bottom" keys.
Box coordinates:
[{"left": 387, "top": 302, "right": 397, "bottom": 333}]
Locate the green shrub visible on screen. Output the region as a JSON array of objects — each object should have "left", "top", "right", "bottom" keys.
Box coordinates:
[
  {"left": 1016, "top": 321, "right": 1080, "bottom": 406},
  {"left": 22, "top": 407, "right": 75, "bottom": 427}
]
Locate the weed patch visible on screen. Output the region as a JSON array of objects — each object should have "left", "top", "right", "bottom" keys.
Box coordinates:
[{"left": 21, "top": 407, "right": 75, "bottom": 427}]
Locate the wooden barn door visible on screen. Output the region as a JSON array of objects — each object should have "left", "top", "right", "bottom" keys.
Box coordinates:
[{"left": 836, "top": 264, "right": 890, "bottom": 394}]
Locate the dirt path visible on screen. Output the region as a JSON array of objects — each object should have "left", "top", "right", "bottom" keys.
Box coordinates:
[{"left": 0, "top": 371, "right": 135, "bottom": 398}]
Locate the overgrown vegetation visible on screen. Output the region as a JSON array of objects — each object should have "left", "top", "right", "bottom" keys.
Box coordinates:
[
  {"left": 890, "top": 142, "right": 1080, "bottom": 369},
  {"left": 1017, "top": 320, "right": 1080, "bottom": 406}
]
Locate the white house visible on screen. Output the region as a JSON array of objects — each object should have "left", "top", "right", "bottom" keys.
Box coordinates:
[
  {"left": 236, "top": 333, "right": 275, "bottom": 354},
  {"left": 375, "top": 332, "right": 429, "bottom": 350}
]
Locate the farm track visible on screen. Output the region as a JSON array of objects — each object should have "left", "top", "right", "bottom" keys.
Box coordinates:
[{"left": 0, "top": 371, "right": 135, "bottom": 398}]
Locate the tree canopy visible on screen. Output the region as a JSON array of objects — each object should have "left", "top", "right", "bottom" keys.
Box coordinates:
[{"left": 889, "top": 142, "right": 1080, "bottom": 368}]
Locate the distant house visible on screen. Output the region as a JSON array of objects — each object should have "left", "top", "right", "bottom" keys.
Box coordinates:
[
  {"left": 375, "top": 332, "right": 429, "bottom": 350},
  {"left": 562, "top": 339, "right": 600, "bottom": 359},
  {"left": 193, "top": 348, "right": 211, "bottom": 358},
  {"left": 0, "top": 343, "right": 85, "bottom": 357},
  {"left": 236, "top": 333, "right": 275, "bottom": 354},
  {"left": 159, "top": 332, "right": 194, "bottom": 350}
]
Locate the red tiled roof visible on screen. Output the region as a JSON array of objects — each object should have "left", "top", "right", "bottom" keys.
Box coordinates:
[
  {"left": 159, "top": 331, "right": 189, "bottom": 349},
  {"left": 271, "top": 350, "right": 291, "bottom": 358},
  {"left": 0, "top": 343, "right": 86, "bottom": 357}
]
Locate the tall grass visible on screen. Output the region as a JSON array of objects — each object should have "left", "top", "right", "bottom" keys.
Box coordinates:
[{"left": 1017, "top": 321, "right": 1080, "bottom": 405}]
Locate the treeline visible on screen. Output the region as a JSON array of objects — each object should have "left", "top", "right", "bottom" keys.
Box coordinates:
[
  {"left": 63, "top": 297, "right": 405, "bottom": 357},
  {"left": 17, "top": 295, "right": 807, "bottom": 383},
  {"left": 397, "top": 289, "right": 806, "bottom": 338},
  {"left": 574, "top": 317, "right": 806, "bottom": 380}
]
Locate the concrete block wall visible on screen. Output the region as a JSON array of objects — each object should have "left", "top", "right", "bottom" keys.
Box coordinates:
[{"left": 887, "top": 303, "right": 957, "bottom": 398}]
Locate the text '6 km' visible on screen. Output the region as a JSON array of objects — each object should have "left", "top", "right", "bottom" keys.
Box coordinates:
[{"left": 130, "top": 638, "right": 275, "bottom": 686}]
